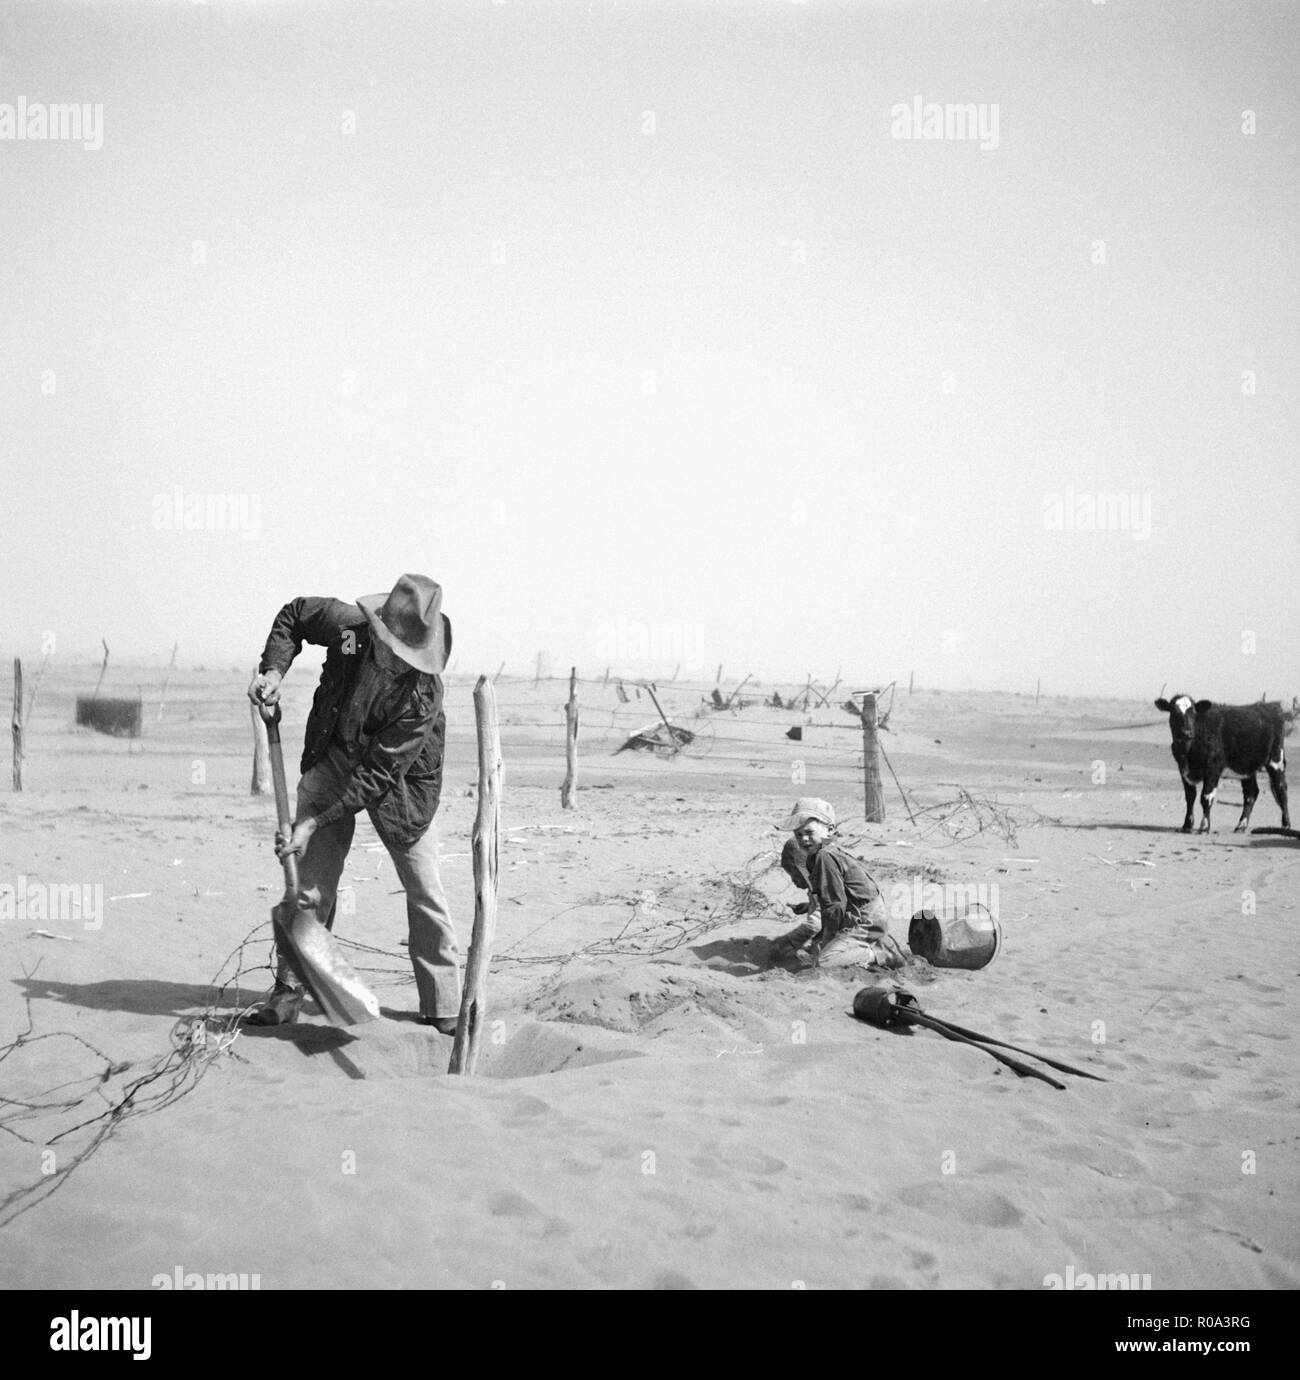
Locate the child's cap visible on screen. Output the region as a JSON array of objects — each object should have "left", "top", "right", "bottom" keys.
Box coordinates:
[{"left": 780, "top": 797, "right": 836, "bottom": 830}]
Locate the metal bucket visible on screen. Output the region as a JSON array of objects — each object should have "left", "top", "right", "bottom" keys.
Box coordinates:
[{"left": 907, "top": 904, "right": 1002, "bottom": 970}]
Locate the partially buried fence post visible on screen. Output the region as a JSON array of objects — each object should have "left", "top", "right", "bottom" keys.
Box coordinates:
[
  {"left": 12, "top": 658, "right": 24, "bottom": 792},
  {"left": 861, "top": 691, "right": 885, "bottom": 823},
  {"left": 250, "top": 680, "right": 271, "bottom": 795},
  {"left": 560, "top": 665, "right": 578, "bottom": 809},
  {"left": 449, "top": 675, "right": 502, "bottom": 1076}
]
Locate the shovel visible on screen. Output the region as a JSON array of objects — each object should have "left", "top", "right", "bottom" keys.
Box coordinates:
[
  {"left": 852, "top": 987, "right": 1104, "bottom": 1090},
  {"left": 261, "top": 702, "right": 379, "bottom": 1026}
]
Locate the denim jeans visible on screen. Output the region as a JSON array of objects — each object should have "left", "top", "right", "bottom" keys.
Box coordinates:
[{"left": 274, "top": 749, "right": 462, "bottom": 1019}]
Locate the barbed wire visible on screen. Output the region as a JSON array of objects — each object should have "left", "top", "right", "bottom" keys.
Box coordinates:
[{"left": 0, "top": 925, "right": 272, "bottom": 1229}]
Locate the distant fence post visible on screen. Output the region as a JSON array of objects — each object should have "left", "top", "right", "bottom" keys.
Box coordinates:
[
  {"left": 26, "top": 651, "right": 50, "bottom": 718},
  {"left": 861, "top": 691, "right": 885, "bottom": 823},
  {"left": 92, "top": 639, "right": 110, "bottom": 700},
  {"left": 561, "top": 665, "right": 579, "bottom": 809},
  {"left": 449, "top": 676, "right": 502, "bottom": 1076},
  {"left": 157, "top": 642, "right": 179, "bottom": 721},
  {"left": 12, "top": 658, "right": 24, "bottom": 791},
  {"left": 250, "top": 680, "right": 271, "bottom": 795}
]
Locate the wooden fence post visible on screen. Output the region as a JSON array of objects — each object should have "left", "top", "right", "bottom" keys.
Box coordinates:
[
  {"left": 561, "top": 666, "right": 579, "bottom": 808},
  {"left": 861, "top": 691, "right": 885, "bottom": 823},
  {"left": 909, "top": 669, "right": 914, "bottom": 696},
  {"left": 12, "top": 658, "right": 24, "bottom": 791},
  {"left": 157, "top": 642, "right": 178, "bottom": 721},
  {"left": 26, "top": 651, "right": 50, "bottom": 718},
  {"left": 250, "top": 681, "right": 271, "bottom": 795},
  {"left": 449, "top": 676, "right": 502, "bottom": 1076},
  {"left": 92, "top": 639, "right": 110, "bottom": 700}
]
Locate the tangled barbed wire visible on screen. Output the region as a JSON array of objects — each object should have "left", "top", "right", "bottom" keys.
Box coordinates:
[{"left": 0, "top": 925, "right": 273, "bottom": 1228}]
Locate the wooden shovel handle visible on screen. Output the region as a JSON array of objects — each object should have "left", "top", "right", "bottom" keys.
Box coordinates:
[{"left": 259, "top": 702, "right": 299, "bottom": 896}]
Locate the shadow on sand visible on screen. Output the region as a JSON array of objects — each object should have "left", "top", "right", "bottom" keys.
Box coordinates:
[{"left": 13, "top": 976, "right": 244, "bottom": 1019}]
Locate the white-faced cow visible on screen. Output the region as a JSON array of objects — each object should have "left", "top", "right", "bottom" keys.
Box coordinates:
[{"left": 1154, "top": 694, "right": 1290, "bottom": 833}]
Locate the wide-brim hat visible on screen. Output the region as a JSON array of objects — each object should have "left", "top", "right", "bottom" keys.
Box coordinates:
[
  {"left": 779, "top": 797, "right": 836, "bottom": 831},
  {"left": 356, "top": 574, "right": 448, "bottom": 674}
]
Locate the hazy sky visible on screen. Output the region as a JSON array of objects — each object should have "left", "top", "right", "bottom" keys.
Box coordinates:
[{"left": 2, "top": 0, "right": 1296, "bottom": 699}]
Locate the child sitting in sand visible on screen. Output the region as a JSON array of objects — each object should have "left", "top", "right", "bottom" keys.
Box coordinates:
[{"left": 766, "top": 798, "right": 905, "bottom": 970}]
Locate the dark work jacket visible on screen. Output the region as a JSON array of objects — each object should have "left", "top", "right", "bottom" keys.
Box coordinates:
[
  {"left": 259, "top": 596, "right": 451, "bottom": 846},
  {"left": 806, "top": 843, "right": 885, "bottom": 946}
]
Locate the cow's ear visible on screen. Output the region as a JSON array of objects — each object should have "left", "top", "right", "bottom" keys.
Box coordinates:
[
  {"left": 1155, "top": 698, "right": 1170, "bottom": 711},
  {"left": 1195, "top": 700, "right": 1212, "bottom": 715}
]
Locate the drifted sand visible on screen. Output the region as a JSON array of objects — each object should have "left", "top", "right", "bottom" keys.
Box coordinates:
[{"left": 1, "top": 671, "right": 1296, "bottom": 1289}]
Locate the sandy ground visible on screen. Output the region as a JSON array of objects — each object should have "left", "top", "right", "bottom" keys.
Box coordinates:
[{"left": 0, "top": 667, "right": 1296, "bottom": 1290}]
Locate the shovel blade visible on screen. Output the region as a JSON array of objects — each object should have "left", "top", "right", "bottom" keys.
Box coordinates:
[{"left": 272, "top": 902, "right": 379, "bottom": 1027}]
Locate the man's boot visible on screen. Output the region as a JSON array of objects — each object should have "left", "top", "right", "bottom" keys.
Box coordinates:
[{"left": 245, "top": 980, "right": 304, "bottom": 1027}]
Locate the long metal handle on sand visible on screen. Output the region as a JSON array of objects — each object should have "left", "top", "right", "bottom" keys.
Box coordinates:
[
  {"left": 898, "top": 1007, "right": 1067, "bottom": 1090},
  {"left": 915, "top": 1015, "right": 1105, "bottom": 1082}
]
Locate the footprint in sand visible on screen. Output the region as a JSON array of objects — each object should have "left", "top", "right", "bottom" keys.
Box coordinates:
[
  {"left": 503, "top": 1093, "right": 551, "bottom": 1121},
  {"left": 650, "top": 1270, "right": 699, "bottom": 1289},
  {"left": 894, "top": 1182, "right": 1024, "bottom": 1229},
  {"left": 487, "top": 1190, "right": 570, "bottom": 1239},
  {"left": 1169, "top": 1062, "right": 1219, "bottom": 1081},
  {"left": 839, "top": 1193, "right": 886, "bottom": 1216}
]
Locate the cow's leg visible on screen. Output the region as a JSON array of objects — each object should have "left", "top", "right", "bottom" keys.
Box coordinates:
[
  {"left": 1199, "top": 771, "right": 1220, "bottom": 833},
  {"left": 1266, "top": 753, "right": 1290, "bottom": 829},
  {"left": 1235, "top": 773, "right": 1259, "bottom": 832},
  {"left": 1179, "top": 774, "right": 1196, "bottom": 832}
]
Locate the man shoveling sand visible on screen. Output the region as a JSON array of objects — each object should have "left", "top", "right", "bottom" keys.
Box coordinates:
[{"left": 245, "top": 574, "right": 461, "bottom": 1034}]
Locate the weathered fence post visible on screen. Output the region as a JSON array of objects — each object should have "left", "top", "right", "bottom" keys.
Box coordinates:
[
  {"left": 12, "top": 658, "right": 24, "bottom": 791},
  {"left": 26, "top": 651, "right": 50, "bottom": 718},
  {"left": 250, "top": 679, "right": 271, "bottom": 795},
  {"left": 560, "top": 665, "right": 579, "bottom": 808},
  {"left": 92, "top": 639, "right": 110, "bottom": 700},
  {"left": 449, "top": 676, "right": 502, "bottom": 1076},
  {"left": 909, "top": 669, "right": 914, "bottom": 696},
  {"left": 861, "top": 691, "right": 885, "bottom": 823},
  {"left": 157, "top": 642, "right": 179, "bottom": 721},
  {"left": 644, "top": 680, "right": 680, "bottom": 753}
]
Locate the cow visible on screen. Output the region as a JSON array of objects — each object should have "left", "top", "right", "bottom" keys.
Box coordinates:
[{"left": 1154, "top": 694, "right": 1290, "bottom": 833}]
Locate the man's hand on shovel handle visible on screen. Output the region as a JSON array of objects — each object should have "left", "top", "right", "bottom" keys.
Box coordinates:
[
  {"left": 276, "top": 817, "right": 318, "bottom": 860},
  {"left": 248, "top": 668, "right": 283, "bottom": 706}
]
